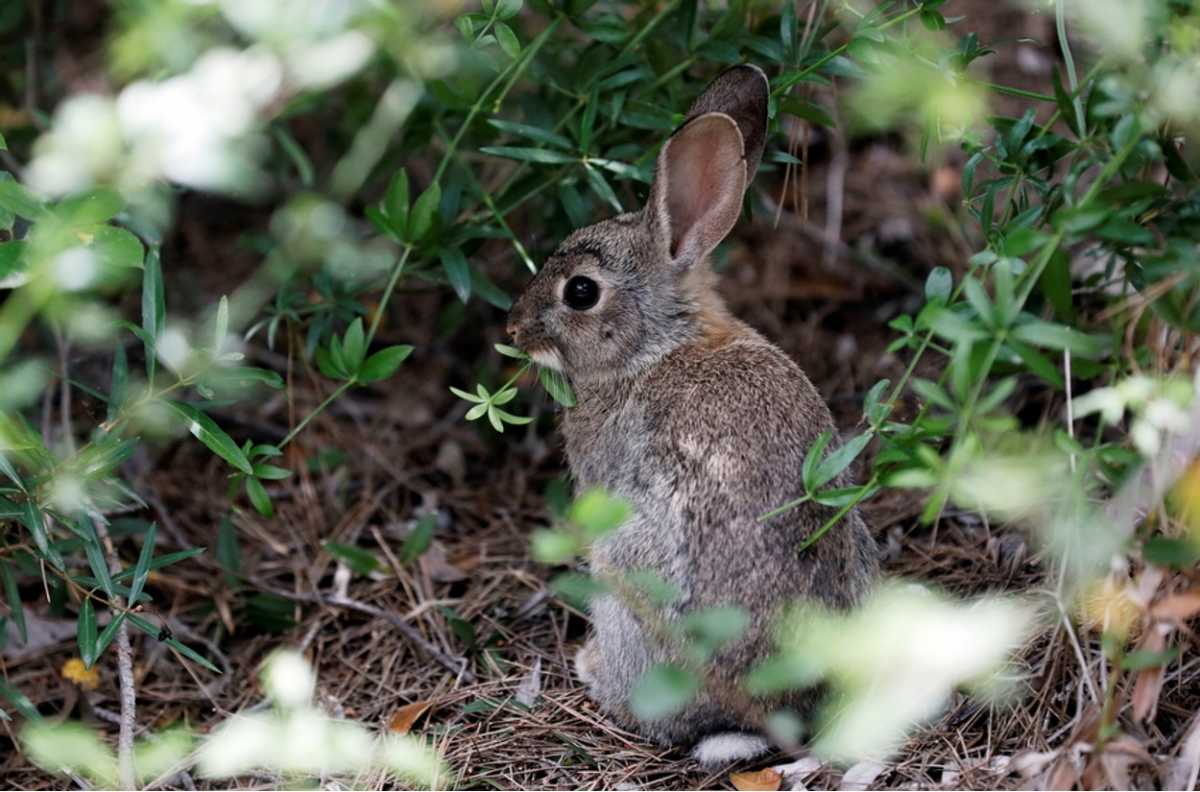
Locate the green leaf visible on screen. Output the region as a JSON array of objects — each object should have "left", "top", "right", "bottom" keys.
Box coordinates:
[
  {"left": 925, "top": 267, "right": 952, "bottom": 302},
  {"left": 630, "top": 664, "right": 699, "bottom": 721},
  {"left": 0, "top": 177, "right": 45, "bottom": 220},
  {"left": 90, "top": 226, "right": 144, "bottom": 270},
  {"left": 777, "top": 96, "right": 836, "bottom": 128},
  {"left": 78, "top": 599, "right": 97, "bottom": 668},
  {"left": 324, "top": 541, "right": 379, "bottom": 575},
  {"left": 494, "top": 21, "right": 521, "bottom": 57},
  {"left": 217, "top": 516, "right": 240, "bottom": 586},
  {"left": 531, "top": 529, "right": 580, "bottom": 563},
  {"left": 245, "top": 477, "right": 273, "bottom": 518},
  {"left": 440, "top": 248, "right": 472, "bottom": 303},
  {"left": 252, "top": 464, "right": 292, "bottom": 480},
  {"left": 801, "top": 430, "right": 834, "bottom": 492},
  {"left": 408, "top": 182, "right": 442, "bottom": 242},
  {"left": 0, "top": 240, "right": 25, "bottom": 280},
  {"left": 1143, "top": 536, "right": 1200, "bottom": 569},
  {"left": 383, "top": 169, "right": 410, "bottom": 235},
  {"left": 165, "top": 401, "right": 253, "bottom": 474},
  {"left": 569, "top": 488, "right": 631, "bottom": 538},
  {"left": 21, "top": 501, "right": 61, "bottom": 569},
  {"left": 584, "top": 165, "right": 621, "bottom": 212},
  {"left": 1010, "top": 321, "right": 1112, "bottom": 360},
  {"left": 109, "top": 547, "right": 205, "bottom": 584},
  {"left": 538, "top": 367, "right": 576, "bottom": 407},
  {"left": 95, "top": 612, "right": 127, "bottom": 662},
  {"left": 1, "top": 560, "right": 25, "bottom": 644},
  {"left": 1039, "top": 248, "right": 1073, "bottom": 320},
  {"left": 141, "top": 250, "right": 164, "bottom": 379},
  {"left": 342, "top": 318, "right": 366, "bottom": 373},
  {"left": 214, "top": 296, "right": 229, "bottom": 354},
  {"left": 549, "top": 572, "right": 608, "bottom": 609},
  {"left": 450, "top": 385, "right": 486, "bottom": 403},
  {"left": 1121, "top": 646, "right": 1180, "bottom": 671},
  {"left": 494, "top": 343, "right": 529, "bottom": 360},
  {"left": 0, "top": 678, "right": 40, "bottom": 721},
  {"left": 812, "top": 432, "right": 872, "bottom": 490},
  {"left": 127, "top": 614, "right": 220, "bottom": 673},
  {"left": 682, "top": 606, "right": 749, "bottom": 653},
  {"left": 127, "top": 523, "right": 157, "bottom": 607},
  {"left": 488, "top": 120, "right": 572, "bottom": 150},
  {"left": 401, "top": 514, "right": 436, "bottom": 563},
  {"left": 480, "top": 146, "right": 577, "bottom": 165},
  {"left": 80, "top": 519, "right": 116, "bottom": 601}
]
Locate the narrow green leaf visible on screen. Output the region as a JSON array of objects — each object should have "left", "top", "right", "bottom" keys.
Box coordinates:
[
  {"left": 0, "top": 678, "right": 40, "bottom": 721},
  {"left": 78, "top": 599, "right": 97, "bottom": 668},
  {"left": 141, "top": 250, "right": 164, "bottom": 380},
  {"left": 214, "top": 296, "right": 229, "bottom": 354},
  {"left": 440, "top": 249, "right": 472, "bottom": 303},
  {"left": 1, "top": 560, "right": 25, "bottom": 644},
  {"left": 812, "top": 433, "right": 872, "bottom": 490},
  {"left": 127, "top": 614, "right": 220, "bottom": 673},
  {"left": 383, "top": 169, "right": 410, "bottom": 234},
  {"left": 342, "top": 318, "right": 366, "bottom": 373},
  {"left": 127, "top": 523, "right": 157, "bottom": 607},
  {"left": 401, "top": 514, "right": 436, "bottom": 563},
  {"left": 408, "top": 182, "right": 442, "bottom": 242},
  {"left": 480, "top": 146, "right": 577, "bottom": 165},
  {"left": 94, "top": 612, "right": 127, "bottom": 664},
  {"left": 538, "top": 367, "right": 576, "bottom": 407},
  {"left": 323, "top": 541, "right": 379, "bottom": 575},
  {"left": 245, "top": 477, "right": 273, "bottom": 518},
  {"left": 487, "top": 119, "right": 572, "bottom": 150},
  {"left": 165, "top": 401, "right": 253, "bottom": 474},
  {"left": 217, "top": 516, "right": 240, "bottom": 586},
  {"left": 801, "top": 430, "right": 834, "bottom": 492}
]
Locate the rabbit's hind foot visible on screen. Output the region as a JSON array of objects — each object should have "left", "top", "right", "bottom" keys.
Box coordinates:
[{"left": 691, "top": 732, "right": 770, "bottom": 767}]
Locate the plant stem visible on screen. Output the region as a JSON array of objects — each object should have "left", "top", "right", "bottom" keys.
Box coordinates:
[
  {"left": 278, "top": 381, "right": 353, "bottom": 449},
  {"left": 1055, "top": 0, "right": 1088, "bottom": 137},
  {"left": 91, "top": 512, "right": 137, "bottom": 791}
]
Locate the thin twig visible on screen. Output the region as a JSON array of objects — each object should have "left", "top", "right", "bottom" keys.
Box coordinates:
[{"left": 91, "top": 512, "right": 137, "bottom": 790}]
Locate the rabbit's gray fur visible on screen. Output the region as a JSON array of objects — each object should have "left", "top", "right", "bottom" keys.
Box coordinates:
[{"left": 507, "top": 64, "right": 878, "bottom": 764}]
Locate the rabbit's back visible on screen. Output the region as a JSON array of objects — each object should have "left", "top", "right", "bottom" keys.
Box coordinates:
[{"left": 564, "top": 323, "right": 877, "bottom": 615}]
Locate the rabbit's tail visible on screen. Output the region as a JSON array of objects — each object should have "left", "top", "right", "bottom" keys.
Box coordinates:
[{"left": 691, "top": 732, "right": 771, "bottom": 766}]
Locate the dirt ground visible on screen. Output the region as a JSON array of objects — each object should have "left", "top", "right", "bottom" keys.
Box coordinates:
[{"left": 3, "top": 2, "right": 1198, "bottom": 790}]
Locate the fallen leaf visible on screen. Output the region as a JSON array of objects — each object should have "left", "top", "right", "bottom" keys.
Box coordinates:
[
  {"left": 839, "top": 760, "right": 884, "bottom": 791},
  {"left": 61, "top": 657, "right": 100, "bottom": 690},
  {"left": 1012, "top": 750, "right": 1059, "bottom": 778},
  {"left": 1151, "top": 589, "right": 1200, "bottom": 622},
  {"left": 731, "top": 768, "right": 783, "bottom": 791},
  {"left": 420, "top": 543, "right": 468, "bottom": 583},
  {"left": 1131, "top": 623, "right": 1169, "bottom": 722},
  {"left": 388, "top": 700, "right": 432, "bottom": 734},
  {"left": 773, "top": 756, "right": 822, "bottom": 790}
]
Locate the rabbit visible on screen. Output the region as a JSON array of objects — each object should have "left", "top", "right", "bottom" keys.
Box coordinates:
[{"left": 505, "top": 64, "right": 879, "bottom": 766}]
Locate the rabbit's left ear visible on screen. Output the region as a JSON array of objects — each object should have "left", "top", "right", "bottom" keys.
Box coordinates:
[{"left": 648, "top": 65, "right": 769, "bottom": 270}]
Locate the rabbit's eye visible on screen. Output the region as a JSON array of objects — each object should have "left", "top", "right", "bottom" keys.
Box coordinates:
[{"left": 563, "top": 276, "right": 600, "bottom": 310}]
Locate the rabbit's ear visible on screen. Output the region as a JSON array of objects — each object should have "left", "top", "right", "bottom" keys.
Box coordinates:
[
  {"left": 650, "top": 112, "right": 748, "bottom": 269},
  {"left": 683, "top": 64, "right": 769, "bottom": 180},
  {"left": 648, "top": 65, "right": 769, "bottom": 270}
]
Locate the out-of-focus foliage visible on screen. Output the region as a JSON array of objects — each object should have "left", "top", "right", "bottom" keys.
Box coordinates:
[{"left": 21, "top": 649, "right": 444, "bottom": 788}]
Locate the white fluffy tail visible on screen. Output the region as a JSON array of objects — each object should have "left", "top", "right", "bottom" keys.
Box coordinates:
[{"left": 691, "top": 732, "right": 771, "bottom": 766}]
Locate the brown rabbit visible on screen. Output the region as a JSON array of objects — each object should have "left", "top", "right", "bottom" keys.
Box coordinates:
[{"left": 506, "top": 64, "right": 878, "bottom": 765}]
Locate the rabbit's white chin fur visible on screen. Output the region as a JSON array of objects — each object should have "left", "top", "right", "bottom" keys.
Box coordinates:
[
  {"left": 691, "top": 733, "right": 770, "bottom": 766},
  {"left": 529, "top": 347, "right": 564, "bottom": 371}
]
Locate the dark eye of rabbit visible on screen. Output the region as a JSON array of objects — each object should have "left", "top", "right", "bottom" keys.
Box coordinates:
[{"left": 563, "top": 276, "right": 600, "bottom": 310}]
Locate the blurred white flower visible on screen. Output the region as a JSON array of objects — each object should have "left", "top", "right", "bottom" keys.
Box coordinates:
[
  {"left": 52, "top": 247, "right": 99, "bottom": 292},
  {"left": 286, "top": 31, "right": 375, "bottom": 89},
  {"left": 1153, "top": 59, "right": 1200, "bottom": 124},
  {"left": 156, "top": 326, "right": 194, "bottom": 374},
  {"left": 26, "top": 95, "right": 123, "bottom": 196},
  {"left": 196, "top": 712, "right": 276, "bottom": 778},
  {"left": 218, "top": 0, "right": 362, "bottom": 45},
  {"left": 261, "top": 649, "right": 316, "bottom": 709},
  {"left": 778, "top": 583, "right": 1036, "bottom": 763},
  {"left": 1068, "top": 0, "right": 1147, "bottom": 60}
]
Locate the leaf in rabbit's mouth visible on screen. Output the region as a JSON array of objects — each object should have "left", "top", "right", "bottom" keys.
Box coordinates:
[{"left": 527, "top": 345, "right": 564, "bottom": 372}]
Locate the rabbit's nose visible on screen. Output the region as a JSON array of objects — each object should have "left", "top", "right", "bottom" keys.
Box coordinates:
[{"left": 505, "top": 319, "right": 520, "bottom": 340}]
